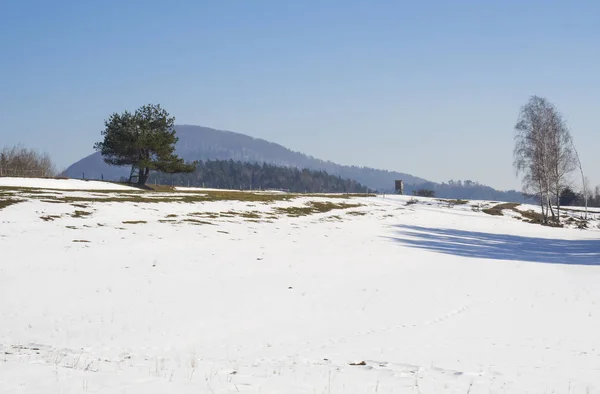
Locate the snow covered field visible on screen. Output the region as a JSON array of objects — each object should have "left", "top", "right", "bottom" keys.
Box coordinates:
[
  {"left": 0, "top": 177, "right": 137, "bottom": 191},
  {"left": 1, "top": 179, "right": 600, "bottom": 393}
]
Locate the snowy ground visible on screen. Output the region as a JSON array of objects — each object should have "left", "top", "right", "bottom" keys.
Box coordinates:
[
  {"left": 1, "top": 179, "right": 600, "bottom": 393},
  {"left": 0, "top": 177, "right": 137, "bottom": 191}
]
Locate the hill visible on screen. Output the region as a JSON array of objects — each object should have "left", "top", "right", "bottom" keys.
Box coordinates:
[
  {"left": 65, "top": 124, "right": 528, "bottom": 201},
  {"left": 65, "top": 125, "right": 426, "bottom": 188}
]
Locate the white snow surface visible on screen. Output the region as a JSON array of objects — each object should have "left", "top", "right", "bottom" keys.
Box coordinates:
[
  {"left": 1, "top": 186, "right": 600, "bottom": 393},
  {"left": 0, "top": 177, "right": 137, "bottom": 191}
]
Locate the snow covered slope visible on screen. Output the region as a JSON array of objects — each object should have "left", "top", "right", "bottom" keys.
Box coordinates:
[
  {"left": 1, "top": 183, "right": 600, "bottom": 393},
  {"left": 0, "top": 177, "right": 137, "bottom": 191}
]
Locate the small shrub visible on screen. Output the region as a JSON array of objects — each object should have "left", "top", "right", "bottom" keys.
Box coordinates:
[{"left": 405, "top": 198, "right": 418, "bottom": 206}]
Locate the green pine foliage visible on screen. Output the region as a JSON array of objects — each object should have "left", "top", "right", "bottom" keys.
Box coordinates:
[
  {"left": 94, "top": 104, "right": 195, "bottom": 185},
  {"left": 145, "top": 160, "right": 371, "bottom": 193}
]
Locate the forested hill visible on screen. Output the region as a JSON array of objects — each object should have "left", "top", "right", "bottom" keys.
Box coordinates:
[
  {"left": 65, "top": 125, "right": 426, "bottom": 189},
  {"left": 67, "top": 125, "right": 528, "bottom": 202},
  {"left": 146, "top": 160, "right": 370, "bottom": 193}
]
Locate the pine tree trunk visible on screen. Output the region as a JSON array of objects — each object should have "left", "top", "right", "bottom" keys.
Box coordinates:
[{"left": 138, "top": 168, "right": 150, "bottom": 185}]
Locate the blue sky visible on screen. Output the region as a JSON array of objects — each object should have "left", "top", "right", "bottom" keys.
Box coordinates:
[{"left": 1, "top": 0, "right": 599, "bottom": 191}]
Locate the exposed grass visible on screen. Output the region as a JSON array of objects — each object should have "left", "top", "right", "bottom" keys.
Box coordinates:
[
  {"left": 565, "top": 216, "right": 589, "bottom": 229},
  {"left": 122, "top": 220, "right": 148, "bottom": 224},
  {"left": 189, "top": 212, "right": 219, "bottom": 219},
  {"left": 0, "top": 188, "right": 51, "bottom": 195},
  {"left": 72, "top": 239, "right": 91, "bottom": 243},
  {"left": 71, "top": 210, "right": 92, "bottom": 218},
  {"left": 0, "top": 198, "right": 23, "bottom": 211},
  {"left": 40, "top": 215, "right": 62, "bottom": 222},
  {"left": 30, "top": 190, "right": 293, "bottom": 205},
  {"left": 346, "top": 211, "right": 367, "bottom": 216},
  {"left": 275, "top": 201, "right": 362, "bottom": 217},
  {"left": 482, "top": 202, "right": 520, "bottom": 216},
  {"left": 238, "top": 211, "right": 262, "bottom": 219},
  {"left": 141, "top": 184, "right": 177, "bottom": 192},
  {"left": 4, "top": 187, "right": 374, "bottom": 213},
  {"left": 481, "top": 203, "right": 564, "bottom": 228},
  {"left": 165, "top": 214, "right": 178, "bottom": 218},
  {"left": 183, "top": 219, "right": 214, "bottom": 225},
  {"left": 305, "top": 193, "right": 375, "bottom": 199},
  {"left": 520, "top": 210, "right": 545, "bottom": 224},
  {"left": 482, "top": 207, "right": 503, "bottom": 216},
  {"left": 438, "top": 199, "right": 469, "bottom": 206},
  {"left": 324, "top": 215, "right": 343, "bottom": 221}
]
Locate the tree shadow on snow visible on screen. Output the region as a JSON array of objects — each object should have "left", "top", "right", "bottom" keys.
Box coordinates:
[{"left": 388, "top": 225, "right": 600, "bottom": 266}]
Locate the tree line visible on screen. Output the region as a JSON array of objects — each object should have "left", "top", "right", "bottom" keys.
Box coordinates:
[
  {"left": 0, "top": 145, "right": 56, "bottom": 178},
  {"left": 559, "top": 186, "right": 600, "bottom": 208},
  {"left": 142, "top": 159, "right": 371, "bottom": 193}
]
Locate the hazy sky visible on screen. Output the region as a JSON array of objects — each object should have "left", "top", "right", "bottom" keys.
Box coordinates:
[{"left": 1, "top": 1, "right": 599, "bottom": 191}]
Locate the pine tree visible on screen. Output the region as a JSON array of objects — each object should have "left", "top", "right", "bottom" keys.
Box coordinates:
[{"left": 94, "top": 104, "right": 195, "bottom": 185}]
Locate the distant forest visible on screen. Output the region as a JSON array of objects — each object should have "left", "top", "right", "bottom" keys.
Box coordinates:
[
  {"left": 405, "top": 180, "right": 532, "bottom": 202},
  {"left": 140, "top": 160, "right": 371, "bottom": 193}
]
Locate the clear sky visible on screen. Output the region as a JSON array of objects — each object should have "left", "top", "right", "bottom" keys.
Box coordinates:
[{"left": 1, "top": 0, "right": 599, "bottom": 191}]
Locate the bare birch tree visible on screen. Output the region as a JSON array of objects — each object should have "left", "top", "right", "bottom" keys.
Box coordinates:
[
  {"left": 571, "top": 142, "right": 588, "bottom": 219},
  {"left": 513, "top": 96, "right": 576, "bottom": 224},
  {"left": 545, "top": 103, "right": 576, "bottom": 221},
  {"left": 514, "top": 96, "right": 551, "bottom": 223}
]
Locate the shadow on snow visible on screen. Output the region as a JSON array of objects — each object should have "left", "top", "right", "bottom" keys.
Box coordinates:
[{"left": 388, "top": 225, "right": 600, "bottom": 266}]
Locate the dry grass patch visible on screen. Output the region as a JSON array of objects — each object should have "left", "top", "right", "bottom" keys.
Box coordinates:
[
  {"left": 40, "top": 215, "right": 62, "bottom": 222},
  {"left": 122, "top": 220, "right": 147, "bottom": 224},
  {"left": 438, "top": 199, "right": 469, "bottom": 207},
  {"left": 189, "top": 212, "right": 219, "bottom": 219},
  {"left": 482, "top": 203, "right": 520, "bottom": 216},
  {"left": 183, "top": 219, "right": 214, "bottom": 225},
  {"left": 71, "top": 210, "right": 92, "bottom": 218},
  {"left": 276, "top": 201, "right": 362, "bottom": 217},
  {"left": 346, "top": 211, "right": 367, "bottom": 216},
  {"left": 238, "top": 211, "right": 262, "bottom": 219},
  {"left": 0, "top": 198, "right": 23, "bottom": 211}
]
